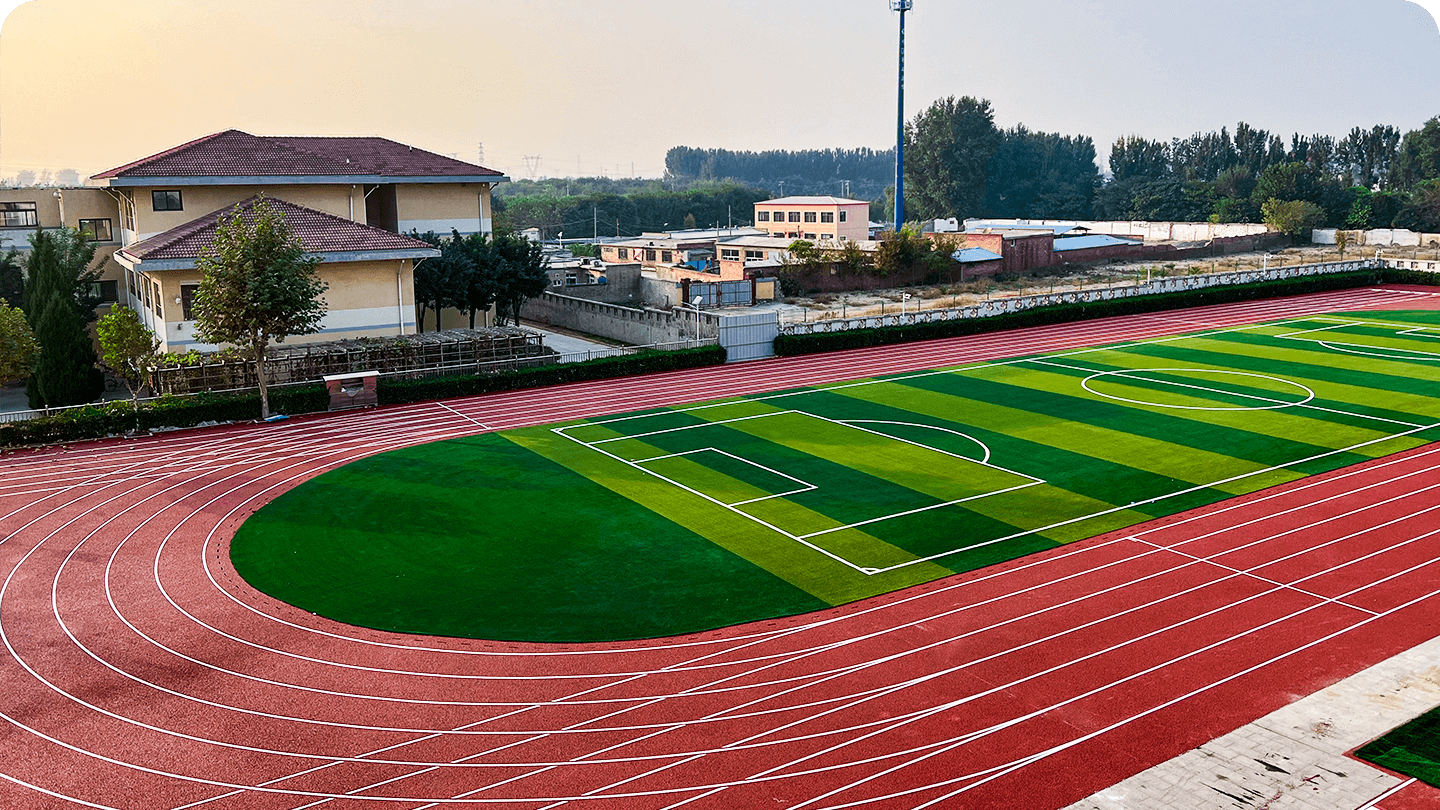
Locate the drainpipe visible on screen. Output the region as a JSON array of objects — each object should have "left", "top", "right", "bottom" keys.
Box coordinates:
[
  {"left": 397, "top": 261, "right": 406, "bottom": 336},
  {"left": 53, "top": 189, "right": 66, "bottom": 227}
]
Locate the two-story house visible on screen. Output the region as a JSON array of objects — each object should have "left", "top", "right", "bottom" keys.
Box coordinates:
[
  {"left": 753, "top": 196, "right": 870, "bottom": 243},
  {"left": 0, "top": 129, "right": 510, "bottom": 352}
]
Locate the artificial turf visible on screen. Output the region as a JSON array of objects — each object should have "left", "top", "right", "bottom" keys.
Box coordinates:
[
  {"left": 230, "top": 309, "right": 1440, "bottom": 642},
  {"left": 1356, "top": 705, "right": 1440, "bottom": 788}
]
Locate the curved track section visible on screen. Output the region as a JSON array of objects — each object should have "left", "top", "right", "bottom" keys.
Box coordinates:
[{"left": 3, "top": 287, "right": 1440, "bottom": 810}]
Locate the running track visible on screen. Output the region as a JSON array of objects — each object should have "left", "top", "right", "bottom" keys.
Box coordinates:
[{"left": 3, "top": 286, "right": 1440, "bottom": 810}]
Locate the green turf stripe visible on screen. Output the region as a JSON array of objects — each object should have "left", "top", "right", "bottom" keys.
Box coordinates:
[{"left": 1356, "top": 705, "right": 1440, "bottom": 788}]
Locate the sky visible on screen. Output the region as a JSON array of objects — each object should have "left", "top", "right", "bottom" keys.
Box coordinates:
[{"left": 0, "top": 0, "right": 1437, "bottom": 182}]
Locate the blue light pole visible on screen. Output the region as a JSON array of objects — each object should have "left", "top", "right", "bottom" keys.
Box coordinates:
[{"left": 891, "top": 0, "right": 912, "bottom": 232}]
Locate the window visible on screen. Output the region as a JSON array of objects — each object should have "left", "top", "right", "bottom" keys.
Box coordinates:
[
  {"left": 142, "top": 277, "right": 151, "bottom": 309},
  {"left": 821, "top": 212, "right": 835, "bottom": 223},
  {"left": 787, "top": 212, "right": 801, "bottom": 223},
  {"left": 151, "top": 190, "right": 183, "bottom": 211},
  {"left": 617, "top": 248, "right": 629, "bottom": 260},
  {"left": 745, "top": 250, "right": 764, "bottom": 260},
  {"left": 821, "top": 234, "right": 833, "bottom": 240},
  {"left": 773, "top": 211, "right": 785, "bottom": 221},
  {"left": 804, "top": 211, "right": 817, "bottom": 223},
  {"left": 78, "top": 218, "right": 113, "bottom": 242},
  {"left": 152, "top": 280, "right": 162, "bottom": 316},
  {"left": 839, "top": 211, "right": 848, "bottom": 222},
  {"left": 804, "top": 233, "right": 817, "bottom": 240},
  {"left": 661, "top": 250, "right": 673, "bottom": 263},
  {"left": 721, "top": 248, "right": 741, "bottom": 261},
  {"left": 181, "top": 284, "right": 198, "bottom": 320},
  {"left": 644, "top": 249, "right": 656, "bottom": 262},
  {"left": 757, "top": 212, "right": 770, "bottom": 222},
  {"left": 87, "top": 280, "right": 118, "bottom": 303},
  {"left": 0, "top": 202, "right": 38, "bottom": 228}
]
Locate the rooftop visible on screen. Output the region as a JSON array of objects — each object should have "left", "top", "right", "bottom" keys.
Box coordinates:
[
  {"left": 953, "top": 247, "right": 1005, "bottom": 263},
  {"left": 1054, "top": 234, "right": 1144, "bottom": 251},
  {"left": 118, "top": 196, "right": 440, "bottom": 268},
  {"left": 758, "top": 196, "right": 870, "bottom": 206},
  {"left": 93, "top": 130, "right": 507, "bottom": 183}
]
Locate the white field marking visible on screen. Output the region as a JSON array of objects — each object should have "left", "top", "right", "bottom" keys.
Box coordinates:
[
  {"left": 632, "top": 448, "right": 818, "bottom": 507},
  {"left": 561, "top": 409, "right": 1046, "bottom": 569},
  {"left": 1053, "top": 357, "right": 1428, "bottom": 428},
  {"left": 807, "top": 555, "right": 1440, "bottom": 810},
  {"left": 1398, "top": 326, "right": 1440, "bottom": 339},
  {"left": 1133, "top": 539, "right": 1379, "bottom": 615},
  {"left": 1076, "top": 366, "right": 1317, "bottom": 412},
  {"left": 866, "top": 419, "right": 1440, "bottom": 575},
  {"left": 1277, "top": 317, "right": 1440, "bottom": 361},
  {"left": 838, "top": 420, "right": 992, "bottom": 465},
  {"left": 36, "top": 441, "right": 1440, "bottom": 779},
  {"left": 437, "top": 401, "right": 491, "bottom": 429}
]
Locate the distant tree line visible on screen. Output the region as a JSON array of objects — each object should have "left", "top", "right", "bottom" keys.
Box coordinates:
[
  {"left": 660, "top": 99, "right": 1440, "bottom": 238},
  {"left": 494, "top": 181, "right": 771, "bottom": 238}
]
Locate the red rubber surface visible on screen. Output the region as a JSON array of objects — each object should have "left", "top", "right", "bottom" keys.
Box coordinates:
[{"left": 3, "top": 286, "right": 1440, "bottom": 809}]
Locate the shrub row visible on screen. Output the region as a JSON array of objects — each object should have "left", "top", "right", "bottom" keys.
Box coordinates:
[
  {"left": 376, "top": 345, "right": 728, "bottom": 405},
  {"left": 0, "top": 386, "right": 330, "bottom": 448},
  {"left": 773, "top": 269, "right": 1436, "bottom": 357},
  {"left": 0, "top": 346, "right": 728, "bottom": 448}
]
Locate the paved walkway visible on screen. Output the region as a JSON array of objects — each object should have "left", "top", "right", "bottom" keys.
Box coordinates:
[{"left": 1067, "top": 635, "right": 1440, "bottom": 810}]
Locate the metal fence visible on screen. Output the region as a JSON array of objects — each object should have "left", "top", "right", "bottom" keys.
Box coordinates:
[{"left": 778, "top": 260, "right": 1381, "bottom": 335}]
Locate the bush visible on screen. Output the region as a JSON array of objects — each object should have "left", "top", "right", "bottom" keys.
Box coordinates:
[
  {"left": 377, "top": 345, "right": 727, "bottom": 406},
  {"left": 774, "top": 269, "right": 1432, "bottom": 357}
]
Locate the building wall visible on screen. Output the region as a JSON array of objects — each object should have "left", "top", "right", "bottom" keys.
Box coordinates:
[
  {"left": 125, "top": 184, "right": 359, "bottom": 241},
  {"left": 0, "top": 187, "right": 126, "bottom": 302},
  {"left": 130, "top": 258, "right": 416, "bottom": 352},
  {"left": 752, "top": 202, "right": 868, "bottom": 242},
  {"left": 395, "top": 183, "right": 495, "bottom": 236},
  {"left": 521, "top": 291, "right": 717, "bottom": 345},
  {"left": 1001, "top": 234, "right": 1057, "bottom": 275}
]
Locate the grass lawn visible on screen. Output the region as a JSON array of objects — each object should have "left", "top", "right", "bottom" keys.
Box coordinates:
[
  {"left": 1356, "top": 705, "right": 1440, "bottom": 788},
  {"left": 231, "top": 310, "right": 1440, "bottom": 642}
]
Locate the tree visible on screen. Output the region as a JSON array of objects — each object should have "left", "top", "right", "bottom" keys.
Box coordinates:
[
  {"left": 23, "top": 228, "right": 103, "bottom": 408},
  {"left": 1335, "top": 229, "right": 1350, "bottom": 260},
  {"left": 453, "top": 231, "right": 500, "bottom": 328},
  {"left": 491, "top": 233, "right": 550, "bottom": 326},
  {"left": 903, "top": 96, "right": 1000, "bottom": 221},
  {"left": 192, "top": 197, "right": 328, "bottom": 419},
  {"left": 0, "top": 249, "right": 23, "bottom": 310},
  {"left": 1395, "top": 117, "right": 1440, "bottom": 190},
  {"left": 683, "top": 213, "right": 697, "bottom": 230},
  {"left": 0, "top": 298, "right": 38, "bottom": 386},
  {"left": 96, "top": 305, "right": 159, "bottom": 412},
  {"left": 412, "top": 231, "right": 474, "bottom": 331},
  {"left": 1261, "top": 199, "right": 1326, "bottom": 242}
]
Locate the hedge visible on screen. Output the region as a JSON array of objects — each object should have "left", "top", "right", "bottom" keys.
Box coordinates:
[
  {"left": 0, "top": 346, "right": 728, "bottom": 448},
  {"left": 773, "top": 269, "right": 1438, "bottom": 357},
  {"left": 376, "top": 345, "right": 728, "bottom": 405}
]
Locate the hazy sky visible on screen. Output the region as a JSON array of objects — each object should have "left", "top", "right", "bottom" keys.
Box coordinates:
[{"left": 1, "top": 0, "right": 1437, "bottom": 181}]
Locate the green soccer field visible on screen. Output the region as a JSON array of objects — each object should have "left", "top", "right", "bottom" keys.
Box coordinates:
[{"left": 231, "top": 310, "right": 1440, "bottom": 642}]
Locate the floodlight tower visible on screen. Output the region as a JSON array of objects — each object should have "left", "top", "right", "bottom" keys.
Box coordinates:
[{"left": 891, "top": 0, "right": 912, "bottom": 231}]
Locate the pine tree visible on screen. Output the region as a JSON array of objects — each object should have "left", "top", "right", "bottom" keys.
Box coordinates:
[{"left": 23, "top": 229, "right": 103, "bottom": 409}]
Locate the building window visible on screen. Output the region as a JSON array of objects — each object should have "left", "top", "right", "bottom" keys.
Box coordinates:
[
  {"left": 152, "top": 280, "right": 162, "bottom": 316},
  {"left": 772, "top": 211, "right": 784, "bottom": 222},
  {"left": 839, "top": 210, "right": 848, "bottom": 222},
  {"left": 0, "top": 202, "right": 38, "bottom": 228},
  {"left": 645, "top": 249, "right": 656, "bottom": 262},
  {"left": 787, "top": 212, "right": 801, "bottom": 223},
  {"left": 617, "top": 248, "right": 628, "bottom": 260},
  {"left": 804, "top": 211, "right": 817, "bottom": 223},
  {"left": 721, "top": 248, "right": 740, "bottom": 261},
  {"left": 78, "top": 218, "right": 113, "bottom": 242},
  {"left": 151, "top": 190, "right": 183, "bottom": 212},
  {"left": 804, "top": 233, "right": 817, "bottom": 240},
  {"left": 181, "top": 284, "right": 198, "bottom": 320},
  {"left": 756, "top": 212, "right": 770, "bottom": 222},
  {"left": 821, "top": 212, "right": 835, "bottom": 223},
  {"left": 87, "top": 280, "right": 119, "bottom": 303},
  {"left": 745, "top": 250, "right": 763, "bottom": 260},
  {"left": 141, "top": 277, "right": 151, "bottom": 309},
  {"left": 821, "top": 234, "right": 833, "bottom": 240},
  {"left": 661, "top": 250, "right": 673, "bottom": 263}
]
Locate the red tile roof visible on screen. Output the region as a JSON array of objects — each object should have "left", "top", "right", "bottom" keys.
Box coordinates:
[
  {"left": 119, "top": 196, "right": 438, "bottom": 264},
  {"left": 94, "top": 130, "right": 503, "bottom": 180}
]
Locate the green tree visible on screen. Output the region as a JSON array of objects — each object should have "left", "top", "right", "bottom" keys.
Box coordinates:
[
  {"left": 412, "top": 231, "right": 474, "bottom": 331},
  {"left": 453, "top": 231, "right": 501, "bottom": 328},
  {"left": 1394, "top": 180, "right": 1440, "bottom": 234},
  {"left": 23, "top": 228, "right": 103, "bottom": 408},
  {"left": 683, "top": 213, "right": 697, "bottom": 230},
  {"left": 491, "top": 233, "right": 550, "bottom": 326},
  {"left": 874, "top": 227, "right": 935, "bottom": 276},
  {"left": 903, "top": 96, "right": 1000, "bottom": 221},
  {"left": 0, "top": 298, "right": 38, "bottom": 386},
  {"left": 192, "top": 197, "right": 328, "bottom": 419},
  {"left": 0, "top": 249, "right": 23, "bottom": 310},
  {"left": 1335, "top": 228, "right": 1351, "bottom": 259},
  {"left": 1395, "top": 117, "right": 1440, "bottom": 190},
  {"left": 1261, "top": 198, "right": 1326, "bottom": 242},
  {"left": 96, "top": 304, "right": 159, "bottom": 412}
]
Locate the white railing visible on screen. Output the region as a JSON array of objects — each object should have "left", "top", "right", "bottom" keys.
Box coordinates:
[{"left": 778, "top": 260, "right": 1380, "bottom": 336}]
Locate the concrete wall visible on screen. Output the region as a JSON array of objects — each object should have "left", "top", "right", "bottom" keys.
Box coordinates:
[
  {"left": 1316, "top": 228, "right": 1440, "bottom": 248},
  {"left": 521, "top": 291, "right": 718, "bottom": 345},
  {"left": 395, "top": 182, "right": 494, "bottom": 236}
]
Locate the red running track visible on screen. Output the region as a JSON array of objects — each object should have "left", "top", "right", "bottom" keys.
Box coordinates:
[{"left": 3, "top": 286, "right": 1440, "bottom": 810}]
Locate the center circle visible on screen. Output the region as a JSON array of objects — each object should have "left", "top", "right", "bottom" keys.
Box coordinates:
[{"left": 1081, "top": 368, "right": 1316, "bottom": 412}]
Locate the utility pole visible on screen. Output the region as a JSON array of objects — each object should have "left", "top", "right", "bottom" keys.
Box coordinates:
[
  {"left": 891, "top": 0, "right": 912, "bottom": 231},
  {"left": 593, "top": 205, "right": 598, "bottom": 246}
]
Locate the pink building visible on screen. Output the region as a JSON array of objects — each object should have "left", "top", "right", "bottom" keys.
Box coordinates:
[{"left": 753, "top": 196, "right": 869, "bottom": 242}]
